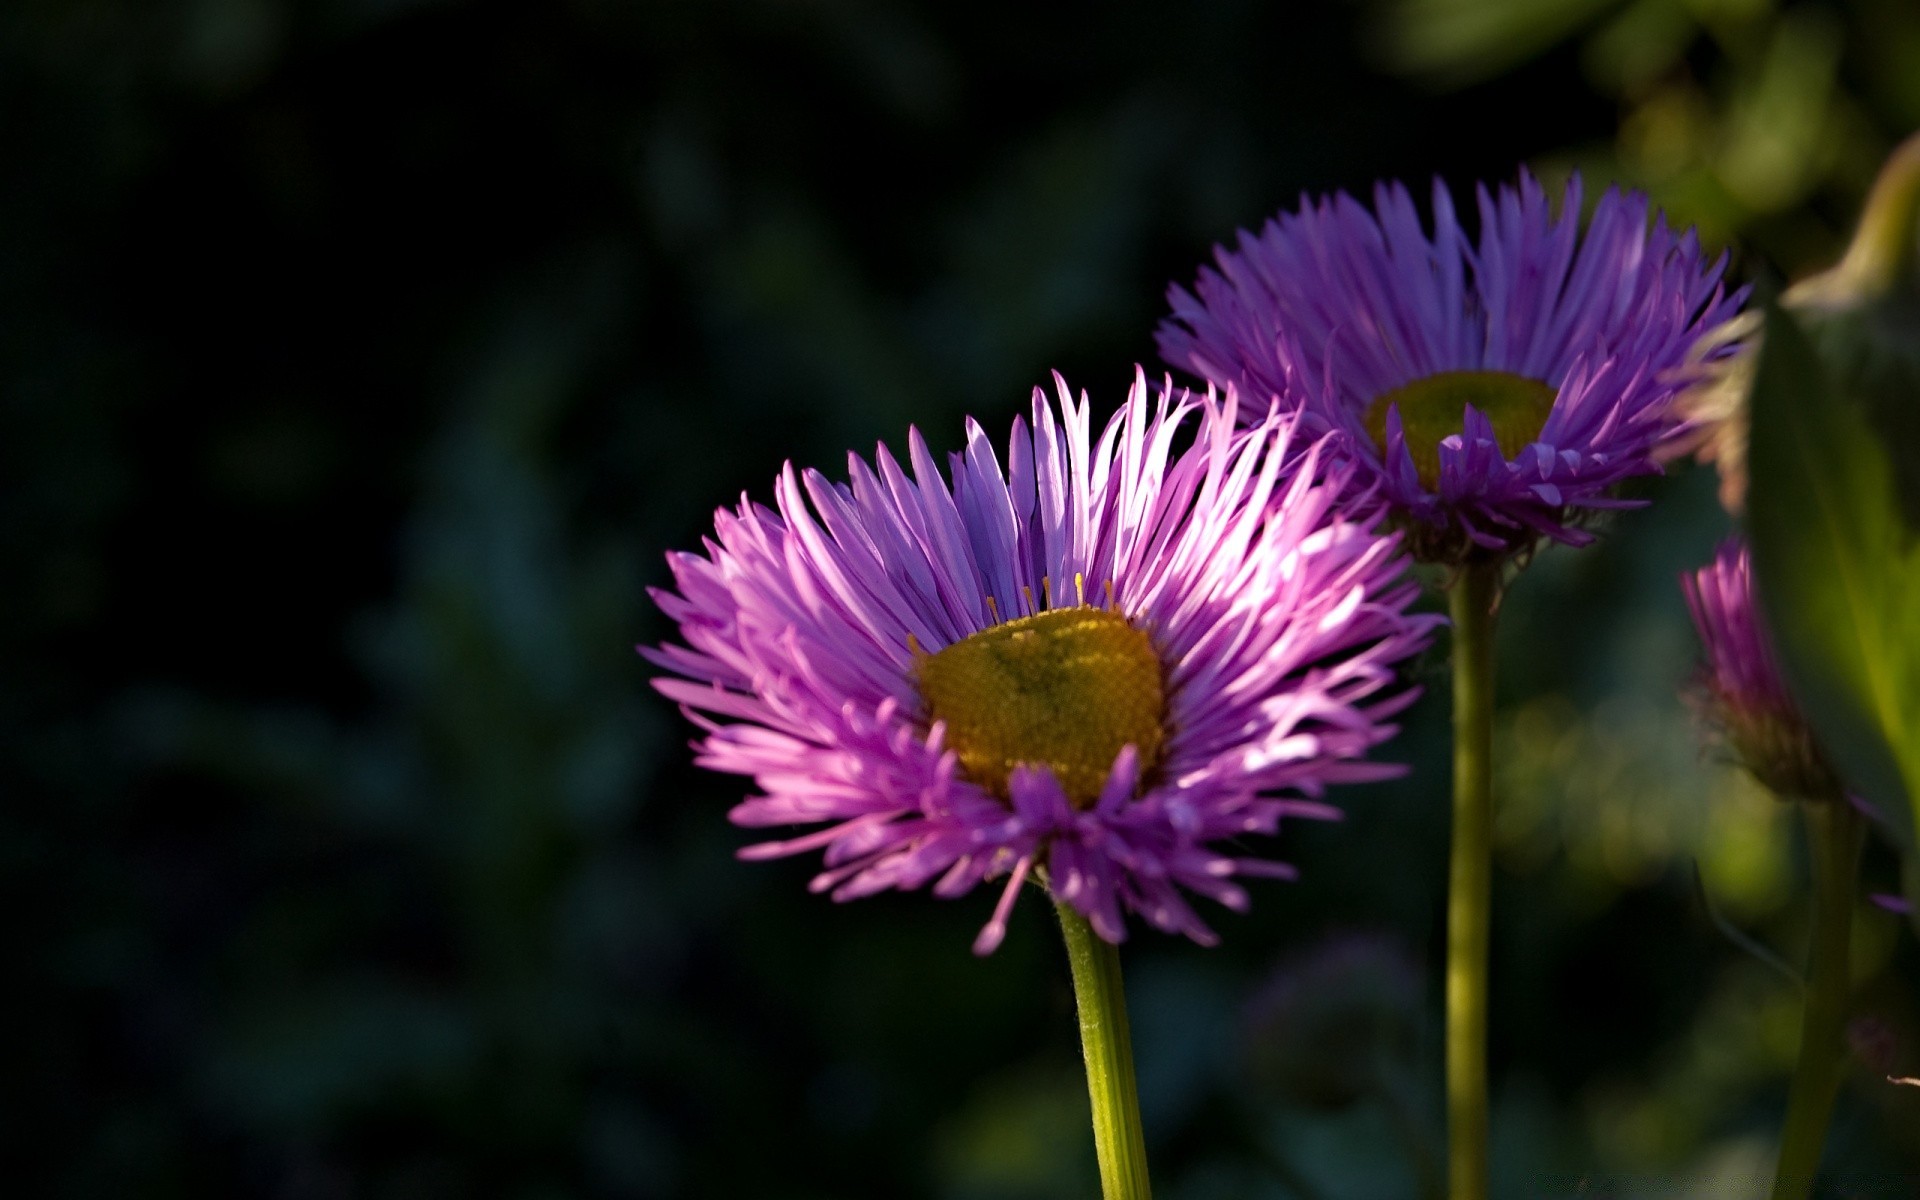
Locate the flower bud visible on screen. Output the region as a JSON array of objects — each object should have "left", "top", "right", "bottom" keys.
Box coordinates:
[{"left": 1682, "top": 539, "right": 1844, "bottom": 802}]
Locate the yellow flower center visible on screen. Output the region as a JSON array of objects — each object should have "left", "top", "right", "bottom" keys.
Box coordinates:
[
  {"left": 1361, "top": 370, "right": 1558, "bottom": 490},
  {"left": 914, "top": 606, "right": 1166, "bottom": 809}
]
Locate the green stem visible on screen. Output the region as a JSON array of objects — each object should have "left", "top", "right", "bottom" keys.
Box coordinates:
[
  {"left": 1056, "top": 899, "right": 1153, "bottom": 1200},
  {"left": 1769, "top": 800, "right": 1865, "bottom": 1200},
  {"left": 1446, "top": 561, "right": 1499, "bottom": 1200}
]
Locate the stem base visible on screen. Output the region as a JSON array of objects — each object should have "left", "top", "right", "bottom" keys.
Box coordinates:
[
  {"left": 1056, "top": 900, "right": 1153, "bottom": 1200},
  {"left": 1446, "top": 562, "right": 1499, "bottom": 1200}
]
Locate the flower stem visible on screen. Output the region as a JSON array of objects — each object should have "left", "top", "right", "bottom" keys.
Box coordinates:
[
  {"left": 1445, "top": 561, "right": 1499, "bottom": 1200},
  {"left": 1056, "top": 899, "right": 1153, "bottom": 1200},
  {"left": 1769, "top": 800, "right": 1864, "bottom": 1200}
]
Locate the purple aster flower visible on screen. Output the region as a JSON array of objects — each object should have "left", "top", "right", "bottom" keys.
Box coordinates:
[
  {"left": 647, "top": 372, "right": 1438, "bottom": 954},
  {"left": 1158, "top": 171, "right": 1748, "bottom": 562},
  {"left": 1682, "top": 538, "right": 1841, "bottom": 801}
]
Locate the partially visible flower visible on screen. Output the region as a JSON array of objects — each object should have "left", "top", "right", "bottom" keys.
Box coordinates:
[
  {"left": 1682, "top": 538, "right": 1842, "bottom": 801},
  {"left": 1159, "top": 171, "right": 1747, "bottom": 563},
  {"left": 647, "top": 373, "right": 1438, "bottom": 953},
  {"left": 1242, "top": 932, "right": 1422, "bottom": 1110},
  {"left": 1870, "top": 892, "right": 1914, "bottom": 915},
  {"left": 1847, "top": 1016, "right": 1901, "bottom": 1075},
  {"left": 1658, "top": 311, "right": 1761, "bottom": 513}
]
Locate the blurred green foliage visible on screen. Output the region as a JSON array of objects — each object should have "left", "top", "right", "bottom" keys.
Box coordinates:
[
  {"left": 3, "top": 1, "right": 1917, "bottom": 1198},
  {"left": 1749, "top": 295, "right": 1920, "bottom": 885},
  {"left": 1370, "top": 0, "right": 1919, "bottom": 268}
]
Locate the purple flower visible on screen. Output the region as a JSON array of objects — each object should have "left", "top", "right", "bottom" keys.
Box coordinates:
[
  {"left": 647, "top": 373, "right": 1438, "bottom": 953},
  {"left": 1158, "top": 171, "right": 1747, "bottom": 562},
  {"left": 1682, "top": 538, "right": 1840, "bottom": 801}
]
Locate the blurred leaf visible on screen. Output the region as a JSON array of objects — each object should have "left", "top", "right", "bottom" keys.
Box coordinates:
[
  {"left": 1369, "top": 0, "right": 1621, "bottom": 84},
  {"left": 1582, "top": 0, "right": 1698, "bottom": 94},
  {"left": 1746, "top": 304, "right": 1920, "bottom": 864},
  {"left": 1714, "top": 9, "right": 1842, "bottom": 212}
]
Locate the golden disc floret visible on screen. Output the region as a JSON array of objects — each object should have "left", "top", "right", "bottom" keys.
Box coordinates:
[
  {"left": 914, "top": 606, "right": 1165, "bottom": 808},
  {"left": 1362, "top": 370, "right": 1557, "bottom": 490}
]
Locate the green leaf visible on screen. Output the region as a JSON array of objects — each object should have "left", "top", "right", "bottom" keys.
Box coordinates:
[{"left": 1746, "top": 303, "right": 1920, "bottom": 867}]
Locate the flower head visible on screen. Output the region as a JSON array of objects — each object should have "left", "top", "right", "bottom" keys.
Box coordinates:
[
  {"left": 1682, "top": 538, "right": 1841, "bottom": 801},
  {"left": 1158, "top": 171, "right": 1747, "bottom": 562},
  {"left": 1242, "top": 932, "right": 1422, "bottom": 1110},
  {"left": 647, "top": 373, "right": 1437, "bottom": 953}
]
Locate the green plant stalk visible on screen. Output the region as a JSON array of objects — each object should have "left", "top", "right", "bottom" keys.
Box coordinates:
[
  {"left": 1446, "top": 561, "right": 1499, "bottom": 1200},
  {"left": 1056, "top": 899, "right": 1153, "bottom": 1200},
  {"left": 1769, "top": 799, "right": 1865, "bottom": 1200}
]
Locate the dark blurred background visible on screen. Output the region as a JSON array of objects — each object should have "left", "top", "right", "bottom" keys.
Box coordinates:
[{"left": 6, "top": 1, "right": 1919, "bottom": 1197}]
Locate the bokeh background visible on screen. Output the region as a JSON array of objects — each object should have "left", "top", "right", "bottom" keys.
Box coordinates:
[{"left": 7, "top": 0, "right": 1920, "bottom": 1196}]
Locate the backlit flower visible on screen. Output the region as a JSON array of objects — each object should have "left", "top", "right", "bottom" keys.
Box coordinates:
[
  {"left": 647, "top": 373, "right": 1437, "bottom": 952},
  {"left": 1159, "top": 171, "right": 1747, "bottom": 562}
]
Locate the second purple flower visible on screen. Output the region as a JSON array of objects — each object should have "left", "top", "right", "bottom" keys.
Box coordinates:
[{"left": 1159, "top": 171, "right": 1747, "bottom": 562}]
